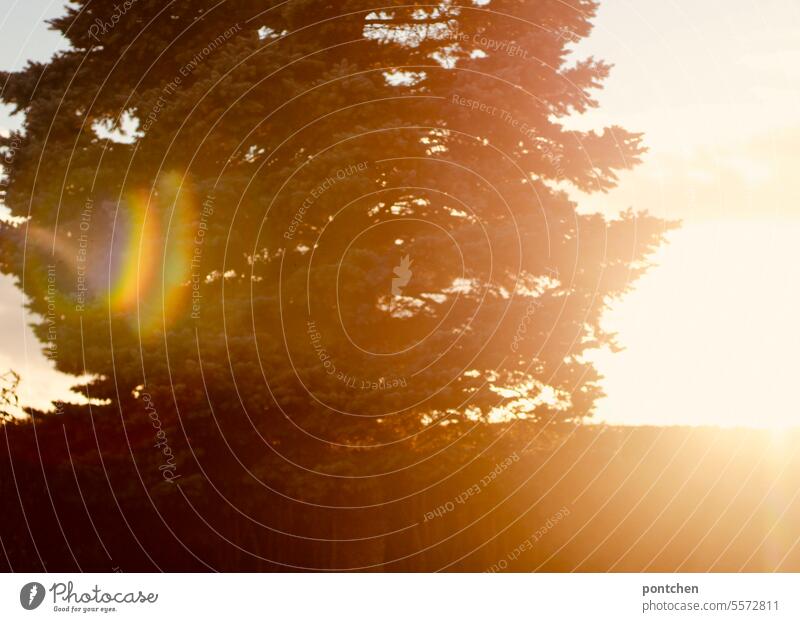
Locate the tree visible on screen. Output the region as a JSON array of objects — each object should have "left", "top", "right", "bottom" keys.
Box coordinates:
[
  {"left": 0, "top": 369, "right": 20, "bottom": 421},
  {"left": 0, "top": 0, "right": 675, "bottom": 569}
]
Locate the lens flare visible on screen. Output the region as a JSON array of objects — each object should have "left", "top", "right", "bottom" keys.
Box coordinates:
[{"left": 110, "top": 171, "right": 196, "bottom": 333}]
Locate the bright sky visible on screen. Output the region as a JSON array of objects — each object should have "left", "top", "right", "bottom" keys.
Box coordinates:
[
  {"left": 1, "top": 1, "right": 798, "bottom": 426},
  {"left": 0, "top": 0, "right": 74, "bottom": 410},
  {"left": 573, "top": 0, "right": 800, "bottom": 427},
  {"left": 572, "top": 0, "right": 800, "bottom": 223}
]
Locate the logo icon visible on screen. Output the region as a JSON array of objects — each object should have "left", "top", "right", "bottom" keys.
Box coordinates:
[
  {"left": 391, "top": 255, "right": 413, "bottom": 296},
  {"left": 20, "top": 582, "right": 45, "bottom": 610}
]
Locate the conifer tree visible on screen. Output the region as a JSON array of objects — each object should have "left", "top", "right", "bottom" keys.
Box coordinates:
[{"left": 0, "top": 1, "right": 674, "bottom": 569}]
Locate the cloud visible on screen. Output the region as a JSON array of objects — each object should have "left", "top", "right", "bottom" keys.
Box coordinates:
[
  {"left": 575, "top": 127, "right": 800, "bottom": 223},
  {"left": 0, "top": 275, "right": 84, "bottom": 412}
]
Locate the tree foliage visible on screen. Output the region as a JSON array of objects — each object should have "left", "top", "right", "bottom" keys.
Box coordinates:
[{"left": 0, "top": 0, "right": 675, "bottom": 569}]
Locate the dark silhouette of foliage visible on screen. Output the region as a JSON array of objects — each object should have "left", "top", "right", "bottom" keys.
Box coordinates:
[{"left": 0, "top": 1, "right": 678, "bottom": 570}]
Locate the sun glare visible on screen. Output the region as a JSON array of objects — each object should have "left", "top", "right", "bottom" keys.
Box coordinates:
[{"left": 591, "top": 220, "right": 800, "bottom": 429}]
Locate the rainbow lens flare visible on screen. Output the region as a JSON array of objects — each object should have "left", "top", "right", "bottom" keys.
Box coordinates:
[{"left": 110, "top": 172, "right": 196, "bottom": 333}]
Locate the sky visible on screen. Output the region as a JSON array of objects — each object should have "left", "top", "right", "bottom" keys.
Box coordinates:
[
  {"left": 0, "top": 0, "right": 76, "bottom": 410},
  {"left": 0, "top": 0, "right": 799, "bottom": 426},
  {"left": 572, "top": 0, "right": 800, "bottom": 427},
  {"left": 571, "top": 0, "right": 800, "bottom": 223}
]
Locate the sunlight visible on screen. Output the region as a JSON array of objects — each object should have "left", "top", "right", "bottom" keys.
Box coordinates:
[{"left": 590, "top": 220, "right": 800, "bottom": 429}]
